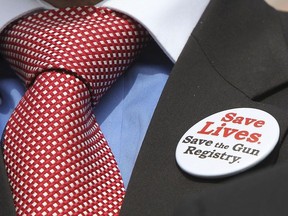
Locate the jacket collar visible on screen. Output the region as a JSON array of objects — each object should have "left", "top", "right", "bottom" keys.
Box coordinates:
[{"left": 192, "top": 0, "right": 288, "bottom": 99}]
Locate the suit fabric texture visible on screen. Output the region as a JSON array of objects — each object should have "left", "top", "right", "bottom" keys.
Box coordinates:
[
  {"left": 121, "top": 0, "right": 288, "bottom": 215},
  {"left": 2, "top": 0, "right": 288, "bottom": 215}
]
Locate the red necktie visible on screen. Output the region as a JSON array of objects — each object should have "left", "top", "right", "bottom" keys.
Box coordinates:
[{"left": 0, "top": 6, "right": 149, "bottom": 215}]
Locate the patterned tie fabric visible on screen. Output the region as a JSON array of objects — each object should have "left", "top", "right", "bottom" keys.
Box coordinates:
[{"left": 0, "top": 6, "right": 150, "bottom": 215}]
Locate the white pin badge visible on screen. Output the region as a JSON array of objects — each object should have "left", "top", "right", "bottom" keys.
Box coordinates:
[{"left": 175, "top": 108, "right": 280, "bottom": 178}]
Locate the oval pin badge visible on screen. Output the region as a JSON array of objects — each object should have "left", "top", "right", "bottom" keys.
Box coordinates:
[{"left": 175, "top": 108, "right": 280, "bottom": 178}]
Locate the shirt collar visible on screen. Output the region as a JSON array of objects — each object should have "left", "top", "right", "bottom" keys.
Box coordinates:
[
  {"left": 3, "top": 0, "right": 210, "bottom": 63},
  {"left": 99, "top": 0, "right": 210, "bottom": 62}
]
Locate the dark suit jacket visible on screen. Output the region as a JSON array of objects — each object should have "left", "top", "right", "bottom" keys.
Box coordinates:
[
  {"left": 120, "top": 0, "right": 288, "bottom": 215},
  {"left": 2, "top": 0, "right": 288, "bottom": 215}
]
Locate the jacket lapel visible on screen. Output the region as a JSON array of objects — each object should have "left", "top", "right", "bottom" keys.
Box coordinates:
[
  {"left": 120, "top": 0, "right": 288, "bottom": 215},
  {"left": 0, "top": 147, "right": 16, "bottom": 216}
]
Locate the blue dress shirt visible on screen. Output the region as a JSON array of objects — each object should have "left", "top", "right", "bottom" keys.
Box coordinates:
[{"left": 0, "top": 41, "right": 173, "bottom": 187}]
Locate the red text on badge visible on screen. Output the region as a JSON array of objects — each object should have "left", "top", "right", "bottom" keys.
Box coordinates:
[{"left": 197, "top": 112, "right": 265, "bottom": 144}]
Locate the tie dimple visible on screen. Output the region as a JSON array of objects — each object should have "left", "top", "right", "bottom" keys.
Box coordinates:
[
  {"left": 0, "top": 6, "right": 149, "bottom": 105},
  {"left": 0, "top": 6, "right": 150, "bottom": 215}
]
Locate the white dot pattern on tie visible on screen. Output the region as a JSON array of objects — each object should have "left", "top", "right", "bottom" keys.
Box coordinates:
[
  {"left": 0, "top": 6, "right": 150, "bottom": 215},
  {"left": 0, "top": 6, "right": 149, "bottom": 105},
  {"left": 4, "top": 72, "right": 125, "bottom": 215}
]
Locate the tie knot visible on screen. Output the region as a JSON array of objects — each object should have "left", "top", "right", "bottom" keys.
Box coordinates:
[{"left": 0, "top": 6, "right": 150, "bottom": 105}]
